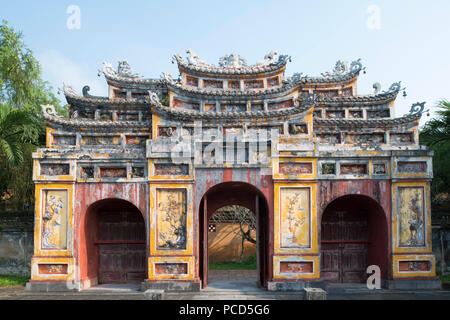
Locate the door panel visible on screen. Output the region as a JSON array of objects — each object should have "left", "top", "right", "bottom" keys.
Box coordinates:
[
  {"left": 321, "top": 211, "right": 368, "bottom": 283},
  {"left": 98, "top": 210, "right": 146, "bottom": 284}
]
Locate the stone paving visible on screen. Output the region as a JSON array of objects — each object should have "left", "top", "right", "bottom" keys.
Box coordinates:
[
  {"left": 1, "top": 271, "right": 450, "bottom": 300},
  {"left": 209, "top": 270, "right": 257, "bottom": 281}
]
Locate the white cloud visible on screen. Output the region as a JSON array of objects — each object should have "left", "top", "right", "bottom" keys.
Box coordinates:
[{"left": 37, "top": 49, "right": 107, "bottom": 102}]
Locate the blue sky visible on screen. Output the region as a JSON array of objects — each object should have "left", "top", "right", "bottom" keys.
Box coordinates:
[{"left": 2, "top": 0, "right": 450, "bottom": 124}]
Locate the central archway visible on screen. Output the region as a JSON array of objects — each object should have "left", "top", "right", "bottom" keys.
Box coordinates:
[{"left": 199, "top": 182, "right": 269, "bottom": 288}]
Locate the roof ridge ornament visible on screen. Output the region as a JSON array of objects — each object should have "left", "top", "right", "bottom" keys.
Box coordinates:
[
  {"left": 185, "top": 49, "right": 208, "bottom": 66},
  {"left": 382, "top": 81, "right": 405, "bottom": 94},
  {"left": 405, "top": 102, "right": 429, "bottom": 116},
  {"left": 321, "top": 59, "right": 365, "bottom": 78},
  {"left": 117, "top": 60, "right": 141, "bottom": 78},
  {"left": 218, "top": 53, "right": 247, "bottom": 67},
  {"left": 41, "top": 105, "right": 61, "bottom": 118},
  {"left": 148, "top": 91, "right": 162, "bottom": 106},
  {"left": 63, "top": 82, "right": 78, "bottom": 96},
  {"left": 161, "top": 72, "right": 174, "bottom": 83},
  {"left": 373, "top": 82, "right": 381, "bottom": 94},
  {"left": 100, "top": 61, "right": 141, "bottom": 78}
]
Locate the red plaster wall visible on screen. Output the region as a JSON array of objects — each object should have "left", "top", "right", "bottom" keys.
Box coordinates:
[
  {"left": 74, "top": 183, "right": 148, "bottom": 287},
  {"left": 318, "top": 180, "right": 392, "bottom": 279}
]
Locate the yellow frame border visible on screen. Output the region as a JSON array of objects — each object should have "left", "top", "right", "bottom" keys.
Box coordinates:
[
  {"left": 273, "top": 255, "right": 320, "bottom": 280},
  {"left": 392, "top": 254, "right": 436, "bottom": 278},
  {"left": 391, "top": 182, "right": 432, "bottom": 254},
  {"left": 274, "top": 182, "right": 318, "bottom": 255},
  {"left": 149, "top": 184, "right": 193, "bottom": 256},
  {"left": 273, "top": 157, "right": 317, "bottom": 180},
  {"left": 34, "top": 183, "right": 74, "bottom": 257},
  {"left": 148, "top": 256, "right": 195, "bottom": 280},
  {"left": 30, "top": 257, "right": 75, "bottom": 281}
]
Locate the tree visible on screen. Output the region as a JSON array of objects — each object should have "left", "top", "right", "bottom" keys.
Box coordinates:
[
  {"left": 420, "top": 100, "right": 450, "bottom": 204},
  {"left": 210, "top": 205, "right": 256, "bottom": 261},
  {"left": 420, "top": 100, "right": 450, "bottom": 147},
  {"left": 0, "top": 20, "right": 63, "bottom": 210}
]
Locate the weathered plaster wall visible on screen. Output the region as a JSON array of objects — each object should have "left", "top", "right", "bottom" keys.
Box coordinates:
[
  {"left": 0, "top": 211, "right": 34, "bottom": 276},
  {"left": 318, "top": 179, "right": 392, "bottom": 279},
  {"left": 73, "top": 182, "right": 148, "bottom": 288}
]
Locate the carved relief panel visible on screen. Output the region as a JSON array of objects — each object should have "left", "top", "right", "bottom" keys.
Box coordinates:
[
  {"left": 280, "top": 188, "right": 311, "bottom": 249},
  {"left": 156, "top": 189, "right": 187, "bottom": 250},
  {"left": 397, "top": 187, "right": 425, "bottom": 248},
  {"left": 41, "top": 190, "right": 68, "bottom": 250}
]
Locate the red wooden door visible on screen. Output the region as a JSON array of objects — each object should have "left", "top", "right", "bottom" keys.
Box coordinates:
[
  {"left": 321, "top": 211, "right": 368, "bottom": 283},
  {"left": 97, "top": 210, "right": 146, "bottom": 284}
]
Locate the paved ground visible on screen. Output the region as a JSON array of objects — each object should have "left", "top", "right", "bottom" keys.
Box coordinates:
[
  {"left": 209, "top": 270, "right": 257, "bottom": 281},
  {"left": 1, "top": 270, "right": 449, "bottom": 300}
]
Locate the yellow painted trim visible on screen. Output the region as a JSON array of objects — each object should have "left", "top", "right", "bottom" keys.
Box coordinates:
[
  {"left": 46, "top": 127, "right": 55, "bottom": 148},
  {"left": 392, "top": 159, "right": 429, "bottom": 179},
  {"left": 152, "top": 114, "right": 162, "bottom": 140},
  {"left": 273, "top": 157, "right": 317, "bottom": 180},
  {"left": 34, "top": 161, "right": 76, "bottom": 182},
  {"left": 148, "top": 256, "right": 195, "bottom": 280},
  {"left": 30, "top": 257, "right": 75, "bottom": 281},
  {"left": 273, "top": 255, "right": 320, "bottom": 280},
  {"left": 34, "top": 183, "right": 74, "bottom": 257},
  {"left": 274, "top": 182, "right": 318, "bottom": 255},
  {"left": 392, "top": 254, "right": 436, "bottom": 278},
  {"left": 148, "top": 159, "right": 194, "bottom": 181},
  {"left": 149, "top": 184, "right": 194, "bottom": 256},
  {"left": 391, "top": 182, "right": 432, "bottom": 254}
]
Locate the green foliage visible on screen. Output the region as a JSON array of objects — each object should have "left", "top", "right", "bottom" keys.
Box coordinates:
[
  {"left": 209, "top": 254, "right": 257, "bottom": 270},
  {"left": 420, "top": 100, "right": 450, "bottom": 203},
  {"left": 420, "top": 100, "right": 450, "bottom": 147},
  {"left": 0, "top": 275, "right": 29, "bottom": 287},
  {"left": 0, "top": 20, "right": 61, "bottom": 113},
  {"left": 0, "top": 20, "right": 65, "bottom": 210},
  {"left": 440, "top": 275, "right": 450, "bottom": 284}
]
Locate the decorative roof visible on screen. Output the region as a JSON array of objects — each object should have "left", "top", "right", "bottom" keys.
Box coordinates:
[
  {"left": 99, "top": 61, "right": 161, "bottom": 85},
  {"left": 42, "top": 105, "right": 150, "bottom": 128},
  {"left": 148, "top": 91, "right": 313, "bottom": 121},
  {"left": 288, "top": 59, "right": 365, "bottom": 85},
  {"left": 313, "top": 112, "right": 422, "bottom": 129},
  {"left": 314, "top": 82, "right": 401, "bottom": 106},
  {"left": 173, "top": 49, "right": 291, "bottom": 75},
  {"left": 64, "top": 83, "right": 148, "bottom": 107},
  {"left": 162, "top": 74, "right": 298, "bottom": 99}
]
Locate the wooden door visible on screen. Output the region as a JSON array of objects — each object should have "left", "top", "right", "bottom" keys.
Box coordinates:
[
  {"left": 321, "top": 211, "right": 368, "bottom": 283},
  {"left": 97, "top": 210, "right": 146, "bottom": 284}
]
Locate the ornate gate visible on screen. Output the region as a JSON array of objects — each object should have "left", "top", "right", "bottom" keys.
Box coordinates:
[
  {"left": 97, "top": 210, "right": 146, "bottom": 284},
  {"left": 321, "top": 210, "right": 369, "bottom": 283}
]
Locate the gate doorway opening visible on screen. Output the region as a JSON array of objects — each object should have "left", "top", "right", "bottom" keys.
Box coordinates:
[
  {"left": 320, "top": 195, "right": 388, "bottom": 283},
  {"left": 208, "top": 205, "right": 257, "bottom": 283},
  {"left": 199, "top": 182, "right": 269, "bottom": 289},
  {"left": 82, "top": 199, "right": 147, "bottom": 286}
]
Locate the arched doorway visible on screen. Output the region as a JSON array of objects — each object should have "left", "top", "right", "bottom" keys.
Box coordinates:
[
  {"left": 208, "top": 206, "right": 258, "bottom": 282},
  {"left": 199, "top": 182, "right": 269, "bottom": 288},
  {"left": 82, "top": 198, "right": 147, "bottom": 285},
  {"left": 320, "top": 195, "right": 388, "bottom": 283}
]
